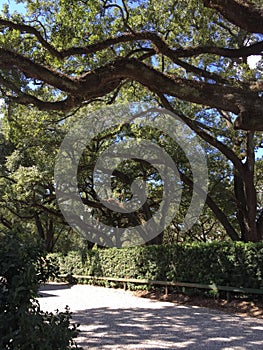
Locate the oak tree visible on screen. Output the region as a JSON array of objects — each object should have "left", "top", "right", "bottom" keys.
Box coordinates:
[{"left": 0, "top": 0, "right": 263, "bottom": 243}]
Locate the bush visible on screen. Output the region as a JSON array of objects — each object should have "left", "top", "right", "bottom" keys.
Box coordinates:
[
  {"left": 0, "top": 233, "right": 80, "bottom": 349},
  {"left": 48, "top": 251, "right": 89, "bottom": 276},
  {"left": 51, "top": 242, "right": 263, "bottom": 292}
]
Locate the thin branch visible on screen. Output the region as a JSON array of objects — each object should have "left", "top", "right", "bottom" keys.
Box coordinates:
[
  {"left": 158, "top": 94, "right": 246, "bottom": 178},
  {"left": 179, "top": 169, "right": 240, "bottom": 241},
  {"left": 0, "top": 19, "right": 60, "bottom": 58}
]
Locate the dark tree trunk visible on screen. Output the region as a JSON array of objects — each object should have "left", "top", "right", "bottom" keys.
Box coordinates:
[
  {"left": 45, "top": 219, "right": 55, "bottom": 252},
  {"left": 243, "top": 132, "right": 259, "bottom": 241},
  {"left": 34, "top": 213, "right": 45, "bottom": 240},
  {"left": 234, "top": 132, "right": 260, "bottom": 242},
  {"left": 234, "top": 172, "right": 249, "bottom": 241},
  {"left": 146, "top": 231, "right": 164, "bottom": 245}
]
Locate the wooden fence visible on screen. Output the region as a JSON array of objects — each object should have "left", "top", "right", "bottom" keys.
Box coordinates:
[{"left": 59, "top": 274, "right": 263, "bottom": 297}]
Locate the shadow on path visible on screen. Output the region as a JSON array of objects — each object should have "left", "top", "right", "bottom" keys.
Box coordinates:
[
  {"left": 38, "top": 284, "right": 263, "bottom": 349},
  {"left": 38, "top": 283, "right": 72, "bottom": 298},
  {"left": 74, "top": 305, "right": 263, "bottom": 349}
]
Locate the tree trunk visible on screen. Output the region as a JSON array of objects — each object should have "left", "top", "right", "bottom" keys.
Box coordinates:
[
  {"left": 146, "top": 231, "right": 164, "bottom": 245},
  {"left": 234, "top": 172, "right": 249, "bottom": 241},
  {"left": 234, "top": 132, "right": 260, "bottom": 242},
  {"left": 45, "top": 219, "right": 55, "bottom": 252},
  {"left": 34, "top": 213, "right": 45, "bottom": 240},
  {"left": 243, "top": 132, "right": 259, "bottom": 241}
]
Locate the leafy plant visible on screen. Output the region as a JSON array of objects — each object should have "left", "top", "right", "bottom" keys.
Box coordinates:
[{"left": 0, "top": 232, "right": 80, "bottom": 349}]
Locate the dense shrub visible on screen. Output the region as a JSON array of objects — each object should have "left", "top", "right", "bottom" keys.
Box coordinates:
[
  {"left": 51, "top": 242, "right": 263, "bottom": 291},
  {"left": 0, "top": 233, "right": 80, "bottom": 349}
]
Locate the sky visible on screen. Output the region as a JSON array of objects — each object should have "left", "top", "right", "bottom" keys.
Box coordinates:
[
  {"left": 0, "top": 0, "right": 25, "bottom": 14},
  {"left": 247, "top": 55, "right": 262, "bottom": 69}
]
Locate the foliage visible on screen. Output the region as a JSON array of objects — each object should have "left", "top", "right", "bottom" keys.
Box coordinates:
[
  {"left": 0, "top": 233, "right": 80, "bottom": 349},
  {"left": 0, "top": 0, "right": 262, "bottom": 245},
  {"left": 48, "top": 251, "right": 89, "bottom": 276},
  {"left": 51, "top": 242, "right": 263, "bottom": 292},
  {"left": 1, "top": 89, "right": 263, "bottom": 246},
  {"left": 0, "top": 1, "right": 262, "bottom": 128},
  {"left": 0, "top": 107, "right": 87, "bottom": 252}
]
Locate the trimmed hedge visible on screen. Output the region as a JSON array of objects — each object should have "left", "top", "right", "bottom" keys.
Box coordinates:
[{"left": 48, "top": 242, "right": 263, "bottom": 291}]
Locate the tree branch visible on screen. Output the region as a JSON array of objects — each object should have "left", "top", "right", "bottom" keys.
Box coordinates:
[
  {"left": 179, "top": 169, "right": 240, "bottom": 241},
  {"left": 0, "top": 49, "right": 262, "bottom": 129},
  {"left": 158, "top": 94, "right": 247, "bottom": 177},
  {"left": 174, "top": 40, "right": 263, "bottom": 58},
  {"left": 0, "top": 18, "right": 61, "bottom": 57},
  {"left": 203, "top": 0, "right": 263, "bottom": 34},
  {"left": 0, "top": 48, "right": 78, "bottom": 92},
  {"left": 1, "top": 19, "right": 262, "bottom": 60}
]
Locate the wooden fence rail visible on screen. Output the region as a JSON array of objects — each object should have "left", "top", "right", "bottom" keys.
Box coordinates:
[{"left": 59, "top": 274, "right": 263, "bottom": 296}]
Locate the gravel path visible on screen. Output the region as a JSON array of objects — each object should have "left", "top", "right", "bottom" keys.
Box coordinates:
[{"left": 38, "top": 283, "right": 263, "bottom": 350}]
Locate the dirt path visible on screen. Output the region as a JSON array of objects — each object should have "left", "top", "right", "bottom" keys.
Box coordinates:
[{"left": 38, "top": 283, "right": 263, "bottom": 349}]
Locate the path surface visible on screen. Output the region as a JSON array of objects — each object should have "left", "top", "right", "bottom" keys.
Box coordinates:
[{"left": 38, "top": 283, "right": 263, "bottom": 349}]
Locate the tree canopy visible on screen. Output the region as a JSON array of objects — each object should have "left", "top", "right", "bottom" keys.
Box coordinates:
[
  {"left": 0, "top": 0, "right": 262, "bottom": 130},
  {"left": 0, "top": 0, "right": 263, "bottom": 248}
]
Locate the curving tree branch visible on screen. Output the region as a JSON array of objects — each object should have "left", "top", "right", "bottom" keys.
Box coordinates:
[
  {"left": 158, "top": 94, "right": 246, "bottom": 177},
  {"left": 0, "top": 46, "right": 262, "bottom": 129},
  {"left": 203, "top": 0, "right": 263, "bottom": 34},
  {"left": 0, "top": 1, "right": 262, "bottom": 131},
  {"left": 179, "top": 169, "right": 240, "bottom": 241},
  {"left": 1, "top": 19, "right": 262, "bottom": 59}
]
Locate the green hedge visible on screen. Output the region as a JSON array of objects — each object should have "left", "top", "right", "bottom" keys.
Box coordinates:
[{"left": 48, "top": 242, "right": 263, "bottom": 290}]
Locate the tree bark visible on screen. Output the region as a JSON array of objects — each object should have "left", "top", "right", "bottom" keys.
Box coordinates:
[
  {"left": 0, "top": 49, "right": 262, "bottom": 130},
  {"left": 45, "top": 219, "right": 55, "bottom": 253},
  {"left": 234, "top": 172, "right": 249, "bottom": 241},
  {"left": 203, "top": 0, "right": 263, "bottom": 34},
  {"left": 233, "top": 132, "right": 260, "bottom": 242},
  {"left": 34, "top": 213, "right": 45, "bottom": 241},
  {"left": 243, "top": 132, "right": 259, "bottom": 241}
]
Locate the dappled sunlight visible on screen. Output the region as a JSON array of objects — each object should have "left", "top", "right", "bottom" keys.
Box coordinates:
[
  {"left": 38, "top": 284, "right": 263, "bottom": 349},
  {"left": 74, "top": 305, "right": 263, "bottom": 349}
]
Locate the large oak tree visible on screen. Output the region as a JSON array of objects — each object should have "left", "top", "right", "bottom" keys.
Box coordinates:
[{"left": 0, "top": 0, "right": 262, "bottom": 243}]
